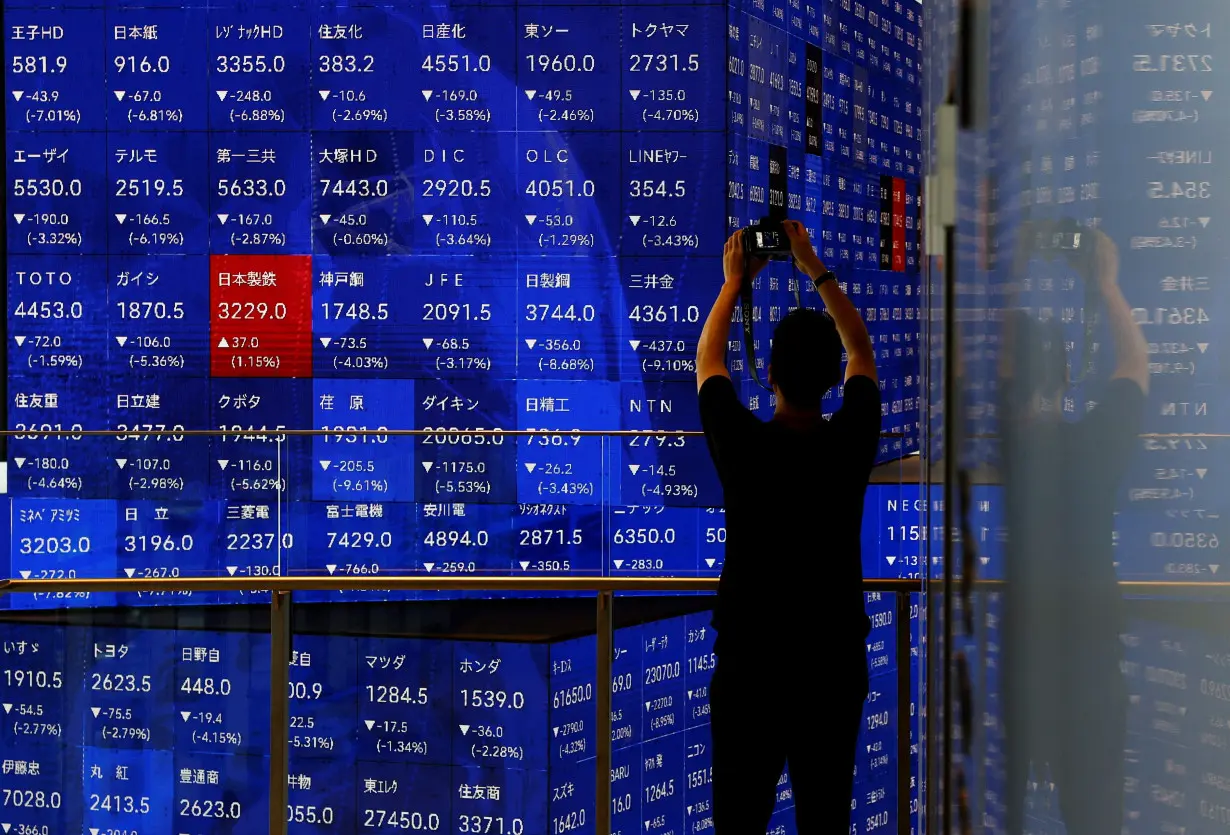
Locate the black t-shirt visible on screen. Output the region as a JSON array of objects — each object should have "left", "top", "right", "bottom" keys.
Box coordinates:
[
  {"left": 698, "top": 374, "right": 883, "bottom": 657},
  {"left": 1001, "top": 376, "right": 1146, "bottom": 750},
  {"left": 1057, "top": 378, "right": 1146, "bottom": 593},
  {"left": 1004, "top": 377, "right": 1146, "bottom": 654}
]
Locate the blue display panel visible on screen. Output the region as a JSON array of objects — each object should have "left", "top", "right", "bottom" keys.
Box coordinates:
[
  {"left": 1096, "top": 2, "right": 1230, "bottom": 585},
  {"left": 1, "top": 0, "right": 923, "bottom": 591},
  {"left": 983, "top": 0, "right": 1230, "bottom": 584},
  {"left": 0, "top": 607, "right": 915, "bottom": 834}
]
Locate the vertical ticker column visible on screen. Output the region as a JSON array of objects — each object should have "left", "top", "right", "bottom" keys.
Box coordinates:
[
  {"left": 106, "top": 9, "right": 216, "bottom": 589},
  {"left": 6, "top": 1, "right": 113, "bottom": 597},
  {"left": 514, "top": 5, "right": 621, "bottom": 581},
  {"left": 300, "top": 7, "right": 420, "bottom": 583},
  {"left": 204, "top": 7, "right": 315, "bottom": 584},
  {"left": 613, "top": 5, "right": 727, "bottom": 580},
  {"left": 408, "top": 7, "right": 519, "bottom": 579}
]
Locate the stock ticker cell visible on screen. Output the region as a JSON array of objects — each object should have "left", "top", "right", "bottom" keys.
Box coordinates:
[
  {"left": 0, "top": 748, "right": 84, "bottom": 834},
  {"left": 514, "top": 7, "right": 621, "bottom": 134},
  {"left": 642, "top": 616, "right": 687, "bottom": 740},
  {"left": 413, "top": 256, "right": 518, "bottom": 379},
  {"left": 547, "top": 633, "right": 604, "bottom": 767},
  {"left": 287, "top": 756, "right": 357, "bottom": 831},
  {"left": 415, "top": 380, "right": 517, "bottom": 506},
  {"left": 174, "top": 752, "right": 270, "bottom": 834},
  {"left": 175, "top": 629, "right": 272, "bottom": 757},
  {"left": 6, "top": 11, "right": 106, "bottom": 131},
  {"left": 207, "top": 10, "right": 313, "bottom": 133},
  {"left": 451, "top": 765, "right": 549, "bottom": 835},
  {"left": 864, "top": 591, "right": 898, "bottom": 677},
  {"left": 517, "top": 132, "right": 621, "bottom": 257},
  {"left": 210, "top": 375, "right": 311, "bottom": 485},
  {"left": 11, "top": 499, "right": 118, "bottom": 591},
  {"left": 618, "top": 380, "right": 715, "bottom": 506},
  {"left": 106, "top": 9, "right": 210, "bottom": 131},
  {"left": 513, "top": 505, "right": 604, "bottom": 577},
  {"left": 112, "top": 424, "right": 214, "bottom": 507},
  {"left": 621, "top": 6, "right": 726, "bottom": 133},
  {"left": 116, "top": 499, "right": 223, "bottom": 586},
  {"left": 210, "top": 132, "right": 313, "bottom": 255},
  {"left": 10, "top": 255, "right": 107, "bottom": 375},
  {"left": 209, "top": 253, "right": 313, "bottom": 377},
  {"left": 312, "top": 132, "right": 416, "bottom": 257},
  {"left": 406, "top": 6, "right": 520, "bottom": 133},
  {"left": 106, "top": 254, "right": 212, "bottom": 377},
  {"left": 0, "top": 621, "right": 82, "bottom": 749},
  {"left": 79, "top": 626, "right": 176, "bottom": 750},
  {"left": 308, "top": 8, "right": 437, "bottom": 133},
  {"left": 520, "top": 258, "right": 623, "bottom": 381},
  {"left": 413, "top": 132, "right": 520, "bottom": 257},
  {"left": 311, "top": 378, "right": 416, "bottom": 501},
  {"left": 9, "top": 374, "right": 114, "bottom": 500},
  {"left": 453, "top": 641, "right": 549, "bottom": 770},
  {"left": 357, "top": 636, "right": 452, "bottom": 764},
  {"left": 8, "top": 131, "right": 108, "bottom": 255},
  {"left": 620, "top": 130, "right": 726, "bottom": 258},
  {"left": 108, "top": 132, "right": 210, "bottom": 255},
  {"left": 298, "top": 499, "right": 416, "bottom": 581},
  {"left": 515, "top": 379, "right": 616, "bottom": 501}
]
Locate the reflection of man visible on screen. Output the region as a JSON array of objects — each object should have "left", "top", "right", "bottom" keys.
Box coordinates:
[
  {"left": 695, "top": 222, "right": 880, "bottom": 832},
  {"left": 1000, "top": 229, "right": 1148, "bottom": 835}
]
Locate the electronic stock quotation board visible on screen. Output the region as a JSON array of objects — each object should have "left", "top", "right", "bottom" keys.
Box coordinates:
[
  {"left": 0, "top": 0, "right": 924, "bottom": 833},
  {"left": 1, "top": 0, "right": 923, "bottom": 596}
]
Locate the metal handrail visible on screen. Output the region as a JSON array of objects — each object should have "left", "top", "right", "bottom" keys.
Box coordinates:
[
  {"left": 0, "top": 428, "right": 909, "bottom": 436},
  {"left": 0, "top": 575, "right": 895, "bottom": 593},
  {"left": 4, "top": 575, "right": 1227, "bottom": 594},
  {"left": 0, "top": 428, "right": 1218, "bottom": 437}
]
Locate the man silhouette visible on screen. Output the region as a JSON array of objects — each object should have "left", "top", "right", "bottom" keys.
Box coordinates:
[
  {"left": 696, "top": 221, "right": 881, "bottom": 832},
  {"left": 1000, "top": 229, "right": 1147, "bottom": 835}
]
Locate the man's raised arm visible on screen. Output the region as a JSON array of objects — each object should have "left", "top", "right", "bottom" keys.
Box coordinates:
[
  {"left": 783, "top": 221, "right": 877, "bottom": 383},
  {"left": 696, "top": 230, "right": 767, "bottom": 392},
  {"left": 1090, "top": 232, "right": 1148, "bottom": 394}
]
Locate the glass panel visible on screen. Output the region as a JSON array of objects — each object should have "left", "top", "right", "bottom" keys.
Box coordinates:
[
  {"left": 928, "top": 1, "right": 1230, "bottom": 835},
  {"left": 0, "top": 594, "right": 271, "bottom": 834}
]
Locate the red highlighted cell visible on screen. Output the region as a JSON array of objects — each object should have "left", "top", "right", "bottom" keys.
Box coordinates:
[
  {"left": 210, "top": 254, "right": 313, "bottom": 377},
  {"left": 891, "top": 176, "right": 906, "bottom": 273}
]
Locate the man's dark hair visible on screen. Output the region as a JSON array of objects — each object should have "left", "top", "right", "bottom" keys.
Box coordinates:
[
  {"left": 769, "top": 308, "right": 844, "bottom": 409},
  {"left": 1005, "top": 311, "right": 1067, "bottom": 410}
]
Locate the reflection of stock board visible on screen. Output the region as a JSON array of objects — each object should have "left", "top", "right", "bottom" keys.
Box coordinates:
[
  {"left": 2, "top": 0, "right": 924, "bottom": 597},
  {"left": 986, "top": 0, "right": 1229, "bottom": 584},
  {"left": 971, "top": 596, "right": 1230, "bottom": 835},
  {"left": 958, "top": 3, "right": 1230, "bottom": 834}
]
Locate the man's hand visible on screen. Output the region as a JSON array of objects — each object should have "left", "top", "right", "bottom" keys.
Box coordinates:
[
  {"left": 777, "top": 220, "right": 826, "bottom": 279},
  {"left": 782, "top": 220, "right": 826, "bottom": 278},
  {"left": 723, "top": 229, "right": 766, "bottom": 287}
]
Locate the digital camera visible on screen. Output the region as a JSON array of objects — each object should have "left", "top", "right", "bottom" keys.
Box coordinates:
[
  {"left": 1017, "top": 217, "right": 1095, "bottom": 279},
  {"left": 742, "top": 217, "right": 793, "bottom": 260}
]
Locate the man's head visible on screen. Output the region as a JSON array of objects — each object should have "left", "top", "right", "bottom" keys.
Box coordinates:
[
  {"left": 1002, "top": 311, "right": 1068, "bottom": 419},
  {"left": 768, "top": 308, "right": 844, "bottom": 410}
]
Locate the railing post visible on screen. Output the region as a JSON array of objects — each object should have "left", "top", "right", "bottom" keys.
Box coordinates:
[
  {"left": 269, "top": 590, "right": 292, "bottom": 835},
  {"left": 897, "top": 589, "right": 912, "bottom": 835},
  {"left": 596, "top": 590, "right": 614, "bottom": 835}
]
